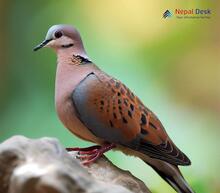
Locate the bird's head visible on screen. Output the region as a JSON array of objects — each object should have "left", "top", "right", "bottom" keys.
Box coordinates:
[{"left": 33, "top": 24, "right": 86, "bottom": 55}]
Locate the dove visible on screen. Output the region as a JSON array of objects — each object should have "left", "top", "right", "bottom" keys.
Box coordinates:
[{"left": 34, "top": 24, "right": 194, "bottom": 193}]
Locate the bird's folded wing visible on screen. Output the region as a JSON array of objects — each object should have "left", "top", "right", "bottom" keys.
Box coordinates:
[{"left": 72, "top": 72, "right": 191, "bottom": 166}]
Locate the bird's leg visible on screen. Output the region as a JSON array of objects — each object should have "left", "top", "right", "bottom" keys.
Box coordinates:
[
  {"left": 66, "top": 145, "right": 101, "bottom": 152},
  {"left": 77, "top": 143, "right": 116, "bottom": 165}
]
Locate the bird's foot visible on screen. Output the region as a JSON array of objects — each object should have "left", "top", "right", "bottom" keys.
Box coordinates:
[
  {"left": 69, "top": 143, "right": 116, "bottom": 165},
  {"left": 66, "top": 145, "right": 101, "bottom": 152}
]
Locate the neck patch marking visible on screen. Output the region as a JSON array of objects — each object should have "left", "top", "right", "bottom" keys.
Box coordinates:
[{"left": 71, "top": 54, "right": 92, "bottom": 65}]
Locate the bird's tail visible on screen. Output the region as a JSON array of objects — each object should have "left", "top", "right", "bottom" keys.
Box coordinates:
[{"left": 144, "top": 159, "right": 194, "bottom": 193}]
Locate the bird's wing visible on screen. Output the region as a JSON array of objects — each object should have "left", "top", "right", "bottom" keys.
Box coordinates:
[{"left": 72, "top": 72, "right": 191, "bottom": 166}]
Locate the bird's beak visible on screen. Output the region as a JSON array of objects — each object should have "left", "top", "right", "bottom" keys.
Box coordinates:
[{"left": 33, "top": 39, "right": 52, "bottom": 51}]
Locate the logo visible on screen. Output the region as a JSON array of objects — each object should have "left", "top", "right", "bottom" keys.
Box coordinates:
[
  {"left": 163, "top": 10, "right": 172, "bottom": 18},
  {"left": 163, "top": 8, "right": 211, "bottom": 19}
]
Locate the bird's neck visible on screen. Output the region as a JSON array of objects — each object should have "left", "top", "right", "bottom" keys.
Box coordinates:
[{"left": 55, "top": 50, "right": 96, "bottom": 111}]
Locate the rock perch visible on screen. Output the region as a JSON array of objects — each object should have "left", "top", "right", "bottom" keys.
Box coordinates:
[{"left": 0, "top": 136, "right": 151, "bottom": 193}]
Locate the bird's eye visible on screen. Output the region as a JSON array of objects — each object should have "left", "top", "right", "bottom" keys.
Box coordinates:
[{"left": 54, "top": 31, "right": 63, "bottom": 38}]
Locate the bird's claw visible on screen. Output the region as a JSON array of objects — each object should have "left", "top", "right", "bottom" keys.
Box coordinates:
[{"left": 66, "top": 143, "right": 116, "bottom": 165}]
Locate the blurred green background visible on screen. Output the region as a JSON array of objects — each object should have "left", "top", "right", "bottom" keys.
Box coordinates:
[{"left": 0, "top": 1, "right": 219, "bottom": 192}]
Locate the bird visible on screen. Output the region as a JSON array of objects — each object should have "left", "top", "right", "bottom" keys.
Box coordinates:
[{"left": 34, "top": 24, "right": 194, "bottom": 193}]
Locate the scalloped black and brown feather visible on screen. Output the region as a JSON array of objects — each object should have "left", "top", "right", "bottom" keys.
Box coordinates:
[{"left": 72, "top": 71, "right": 191, "bottom": 166}]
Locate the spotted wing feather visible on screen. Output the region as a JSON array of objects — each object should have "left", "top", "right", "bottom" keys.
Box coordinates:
[{"left": 72, "top": 72, "right": 191, "bottom": 165}]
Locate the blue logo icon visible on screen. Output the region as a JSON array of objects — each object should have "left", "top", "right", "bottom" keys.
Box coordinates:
[{"left": 163, "top": 10, "right": 172, "bottom": 18}]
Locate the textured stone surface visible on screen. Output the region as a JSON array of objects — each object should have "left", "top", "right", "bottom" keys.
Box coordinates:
[{"left": 0, "top": 136, "right": 151, "bottom": 193}]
